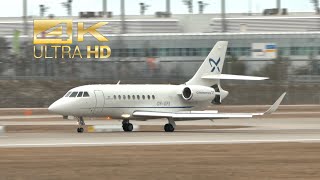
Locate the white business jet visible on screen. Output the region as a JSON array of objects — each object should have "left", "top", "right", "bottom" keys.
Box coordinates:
[{"left": 48, "top": 41, "right": 286, "bottom": 133}]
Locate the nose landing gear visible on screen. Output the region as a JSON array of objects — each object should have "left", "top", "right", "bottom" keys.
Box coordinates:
[
  {"left": 76, "top": 117, "right": 85, "bottom": 133},
  {"left": 122, "top": 119, "right": 133, "bottom": 132}
]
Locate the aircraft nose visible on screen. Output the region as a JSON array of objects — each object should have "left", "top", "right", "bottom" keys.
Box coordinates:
[
  {"left": 48, "top": 100, "right": 66, "bottom": 114},
  {"left": 48, "top": 101, "right": 58, "bottom": 113}
]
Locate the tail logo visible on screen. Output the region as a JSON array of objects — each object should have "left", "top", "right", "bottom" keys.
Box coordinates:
[{"left": 209, "top": 58, "right": 221, "bottom": 72}]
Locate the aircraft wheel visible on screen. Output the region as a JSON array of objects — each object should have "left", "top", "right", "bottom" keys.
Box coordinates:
[
  {"left": 122, "top": 124, "right": 128, "bottom": 131},
  {"left": 127, "top": 123, "right": 133, "bottom": 132},
  {"left": 77, "top": 127, "right": 84, "bottom": 133},
  {"left": 164, "top": 123, "right": 174, "bottom": 132},
  {"left": 123, "top": 123, "right": 133, "bottom": 132}
]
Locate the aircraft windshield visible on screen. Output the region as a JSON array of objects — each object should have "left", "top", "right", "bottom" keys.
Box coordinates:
[
  {"left": 77, "top": 92, "right": 83, "bottom": 97},
  {"left": 64, "top": 92, "right": 72, "bottom": 97},
  {"left": 65, "top": 91, "right": 90, "bottom": 98},
  {"left": 69, "top": 92, "right": 78, "bottom": 97}
]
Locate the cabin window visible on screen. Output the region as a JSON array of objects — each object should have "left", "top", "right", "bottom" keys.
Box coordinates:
[
  {"left": 77, "top": 92, "right": 83, "bottom": 97},
  {"left": 118, "top": 95, "right": 121, "bottom": 100},
  {"left": 83, "top": 92, "right": 90, "bottom": 97},
  {"left": 147, "top": 95, "right": 150, "bottom": 100},
  {"left": 69, "top": 92, "right": 78, "bottom": 97},
  {"left": 152, "top": 95, "right": 155, "bottom": 100},
  {"left": 114, "top": 95, "right": 116, "bottom": 100},
  {"left": 123, "top": 95, "right": 126, "bottom": 100},
  {"left": 132, "top": 95, "right": 135, "bottom": 100},
  {"left": 128, "top": 95, "right": 131, "bottom": 100},
  {"left": 65, "top": 92, "right": 72, "bottom": 97},
  {"left": 142, "top": 95, "right": 145, "bottom": 100},
  {"left": 137, "top": 95, "right": 140, "bottom": 100}
]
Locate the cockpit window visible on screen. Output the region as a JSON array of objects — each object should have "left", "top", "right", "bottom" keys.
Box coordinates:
[
  {"left": 64, "top": 92, "right": 72, "bottom": 97},
  {"left": 77, "top": 92, "right": 83, "bottom": 97},
  {"left": 69, "top": 92, "right": 78, "bottom": 97},
  {"left": 83, "top": 92, "right": 90, "bottom": 97}
]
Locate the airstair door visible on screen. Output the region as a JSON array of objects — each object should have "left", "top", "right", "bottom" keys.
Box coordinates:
[{"left": 94, "top": 90, "right": 105, "bottom": 115}]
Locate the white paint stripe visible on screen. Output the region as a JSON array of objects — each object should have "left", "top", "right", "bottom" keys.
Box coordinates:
[
  {"left": 1, "top": 139, "right": 320, "bottom": 148},
  {"left": 0, "top": 115, "right": 60, "bottom": 120}
]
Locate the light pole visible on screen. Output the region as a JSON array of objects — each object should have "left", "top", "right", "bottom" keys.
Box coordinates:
[
  {"left": 103, "top": 0, "right": 107, "bottom": 17},
  {"left": 23, "top": 0, "right": 28, "bottom": 35},
  {"left": 221, "top": 0, "right": 226, "bottom": 32},
  {"left": 166, "top": 0, "right": 171, "bottom": 14},
  {"left": 277, "top": 0, "right": 281, "bottom": 14},
  {"left": 120, "top": 0, "right": 125, "bottom": 34}
]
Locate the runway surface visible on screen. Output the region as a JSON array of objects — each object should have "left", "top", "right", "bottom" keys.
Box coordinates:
[
  {"left": 0, "top": 118, "right": 320, "bottom": 147},
  {"left": 0, "top": 105, "right": 319, "bottom": 148},
  {"left": 1, "top": 106, "right": 320, "bottom": 179}
]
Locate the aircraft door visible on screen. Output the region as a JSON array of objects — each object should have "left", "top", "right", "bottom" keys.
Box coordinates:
[{"left": 94, "top": 90, "right": 105, "bottom": 115}]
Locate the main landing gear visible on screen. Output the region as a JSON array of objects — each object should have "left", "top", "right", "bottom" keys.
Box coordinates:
[
  {"left": 164, "top": 118, "right": 176, "bottom": 132},
  {"left": 76, "top": 117, "right": 85, "bottom": 133},
  {"left": 164, "top": 123, "right": 174, "bottom": 132},
  {"left": 122, "top": 119, "right": 133, "bottom": 132}
]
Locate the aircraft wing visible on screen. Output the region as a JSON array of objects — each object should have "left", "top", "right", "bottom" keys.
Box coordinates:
[{"left": 133, "top": 92, "right": 286, "bottom": 120}]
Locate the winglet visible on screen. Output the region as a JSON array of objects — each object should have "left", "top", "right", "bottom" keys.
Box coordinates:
[
  {"left": 117, "top": 80, "right": 121, "bottom": 85},
  {"left": 263, "top": 92, "right": 286, "bottom": 115}
]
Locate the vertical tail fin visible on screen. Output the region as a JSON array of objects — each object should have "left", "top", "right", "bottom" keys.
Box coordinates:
[{"left": 186, "top": 41, "right": 228, "bottom": 86}]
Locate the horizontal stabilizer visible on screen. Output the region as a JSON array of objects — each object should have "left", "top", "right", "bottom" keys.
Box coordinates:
[{"left": 201, "top": 74, "right": 268, "bottom": 81}]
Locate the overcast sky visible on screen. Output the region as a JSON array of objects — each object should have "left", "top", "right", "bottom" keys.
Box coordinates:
[{"left": 0, "top": 0, "right": 316, "bottom": 17}]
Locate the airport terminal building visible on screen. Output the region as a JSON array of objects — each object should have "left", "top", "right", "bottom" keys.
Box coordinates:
[{"left": 0, "top": 12, "right": 320, "bottom": 81}]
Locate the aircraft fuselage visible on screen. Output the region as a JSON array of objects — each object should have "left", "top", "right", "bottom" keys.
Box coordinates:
[{"left": 49, "top": 84, "right": 213, "bottom": 119}]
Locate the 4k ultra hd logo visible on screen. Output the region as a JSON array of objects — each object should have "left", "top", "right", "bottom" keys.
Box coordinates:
[{"left": 33, "top": 19, "right": 111, "bottom": 59}]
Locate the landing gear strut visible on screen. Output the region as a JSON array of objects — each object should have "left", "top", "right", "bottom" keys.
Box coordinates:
[
  {"left": 122, "top": 119, "right": 133, "bottom": 132},
  {"left": 76, "top": 117, "right": 85, "bottom": 133},
  {"left": 164, "top": 118, "right": 176, "bottom": 132}
]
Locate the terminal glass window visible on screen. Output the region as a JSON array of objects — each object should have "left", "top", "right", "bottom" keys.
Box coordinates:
[
  {"left": 112, "top": 49, "right": 119, "bottom": 57},
  {"left": 165, "top": 48, "right": 170, "bottom": 56},
  {"left": 120, "top": 49, "right": 128, "bottom": 57},
  {"left": 159, "top": 48, "right": 166, "bottom": 56},
  {"left": 176, "top": 48, "right": 182, "bottom": 56},
  {"left": 151, "top": 48, "right": 158, "bottom": 57},
  {"left": 194, "top": 48, "right": 201, "bottom": 56},
  {"left": 226, "top": 47, "right": 232, "bottom": 56}
]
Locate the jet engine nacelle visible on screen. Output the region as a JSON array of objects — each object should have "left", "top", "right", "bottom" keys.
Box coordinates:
[{"left": 181, "top": 86, "right": 216, "bottom": 102}]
